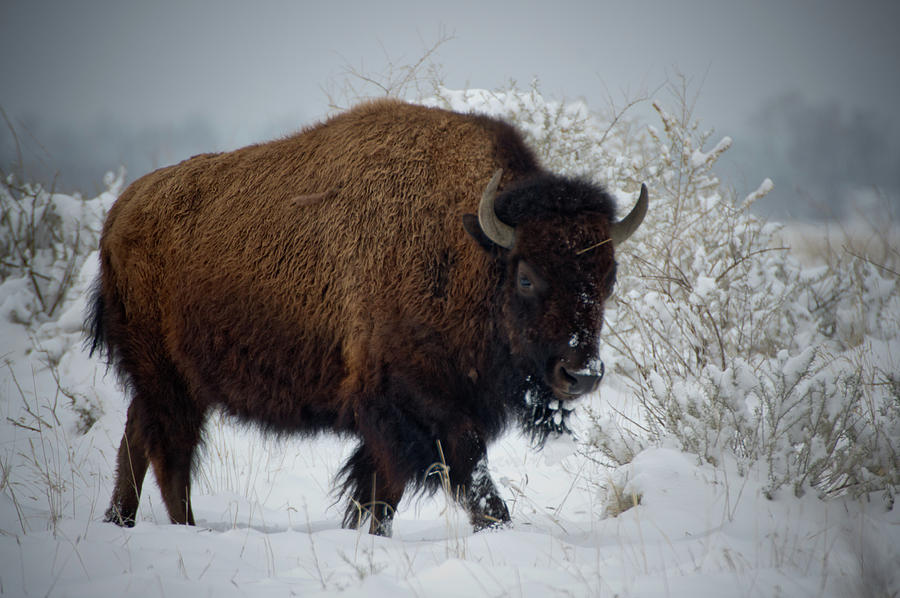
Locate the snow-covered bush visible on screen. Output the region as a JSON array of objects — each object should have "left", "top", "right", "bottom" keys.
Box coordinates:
[
  {"left": 1, "top": 170, "right": 121, "bottom": 439},
  {"left": 607, "top": 99, "right": 898, "bottom": 502},
  {"left": 0, "top": 169, "right": 121, "bottom": 324},
  {"left": 428, "top": 84, "right": 899, "bottom": 503}
]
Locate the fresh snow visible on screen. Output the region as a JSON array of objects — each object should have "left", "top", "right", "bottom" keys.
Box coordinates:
[{"left": 2, "top": 347, "right": 897, "bottom": 598}]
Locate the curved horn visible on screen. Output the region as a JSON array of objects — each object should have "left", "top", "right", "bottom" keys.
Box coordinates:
[
  {"left": 610, "top": 183, "right": 648, "bottom": 246},
  {"left": 478, "top": 169, "right": 515, "bottom": 249}
]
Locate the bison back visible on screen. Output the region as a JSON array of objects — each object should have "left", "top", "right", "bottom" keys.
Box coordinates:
[{"left": 96, "top": 99, "right": 538, "bottom": 432}]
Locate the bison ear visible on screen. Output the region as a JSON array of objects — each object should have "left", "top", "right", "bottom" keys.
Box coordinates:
[{"left": 462, "top": 214, "right": 502, "bottom": 252}]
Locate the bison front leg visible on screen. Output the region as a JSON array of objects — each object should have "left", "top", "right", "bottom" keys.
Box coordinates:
[
  {"left": 338, "top": 443, "right": 405, "bottom": 536},
  {"left": 461, "top": 453, "right": 510, "bottom": 531},
  {"left": 443, "top": 433, "right": 510, "bottom": 531}
]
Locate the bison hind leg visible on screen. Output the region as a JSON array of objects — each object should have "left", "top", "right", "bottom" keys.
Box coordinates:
[
  {"left": 145, "top": 375, "right": 204, "bottom": 526},
  {"left": 105, "top": 358, "right": 205, "bottom": 527},
  {"left": 105, "top": 402, "right": 150, "bottom": 526}
]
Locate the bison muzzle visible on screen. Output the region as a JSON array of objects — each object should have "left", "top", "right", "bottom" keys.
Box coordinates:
[{"left": 87, "top": 99, "right": 647, "bottom": 535}]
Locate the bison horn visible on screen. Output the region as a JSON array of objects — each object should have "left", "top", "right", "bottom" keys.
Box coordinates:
[
  {"left": 478, "top": 169, "right": 515, "bottom": 249},
  {"left": 609, "top": 184, "right": 648, "bottom": 246}
]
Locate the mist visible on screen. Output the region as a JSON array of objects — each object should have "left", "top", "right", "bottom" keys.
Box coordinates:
[
  {"left": 2, "top": 0, "right": 899, "bottom": 221},
  {"left": 723, "top": 94, "right": 900, "bottom": 221}
]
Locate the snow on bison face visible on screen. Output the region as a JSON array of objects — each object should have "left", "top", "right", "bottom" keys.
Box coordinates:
[{"left": 465, "top": 170, "right": 647, "bottom": 404}]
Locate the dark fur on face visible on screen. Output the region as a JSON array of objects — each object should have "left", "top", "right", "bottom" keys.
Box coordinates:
[
  {"left": 495, "top": 174, "right": 618, "bottom": 226},
  {"left": 518, "top": 380, "right": 577, "bottom": 444},
  {"left": 485, "top": 176, "right": 619, "bottom": 445}
]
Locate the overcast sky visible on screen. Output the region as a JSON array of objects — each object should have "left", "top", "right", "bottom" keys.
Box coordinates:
[{"left": 2, "top": 0, "right": 899, "bottom": 220}]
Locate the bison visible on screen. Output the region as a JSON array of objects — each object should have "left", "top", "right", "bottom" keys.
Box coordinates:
[{"left": 88, "top": 99, "right": 647, "bottom": 535}]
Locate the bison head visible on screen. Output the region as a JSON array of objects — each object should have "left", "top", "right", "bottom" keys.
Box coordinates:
[{"left": 464, "top": 170, "right": 647, "bottom": 434}]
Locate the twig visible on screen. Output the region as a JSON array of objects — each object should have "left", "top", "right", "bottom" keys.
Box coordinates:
[
  {"left": 0, "top": 105, "right": 24, "bottom": 177},
  {"left": 714, "top": 247, "right": 790, "bottom": 285},
  {"left": 5, "top": 417, "right": 40, "bottom": 433},
  {"left": 843, "top": 245, "right": 899, "bottom": 278}
]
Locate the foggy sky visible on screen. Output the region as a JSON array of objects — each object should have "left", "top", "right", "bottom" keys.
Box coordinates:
[{"left": 2, "top": 0, "right": 899, "bottom": 220}]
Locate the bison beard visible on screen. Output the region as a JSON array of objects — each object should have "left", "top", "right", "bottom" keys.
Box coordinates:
[{"left": 88, "top": 99, "right": 646, "bottom": 535}]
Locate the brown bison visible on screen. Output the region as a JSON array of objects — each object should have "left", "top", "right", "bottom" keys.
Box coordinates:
[{"left": 88, "top": 99, "right": 647, "bottom": 535}]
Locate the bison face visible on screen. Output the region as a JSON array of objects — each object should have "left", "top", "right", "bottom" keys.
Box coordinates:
[
  {"left": 464, "top": 170, "right": 647, "bottom": 405},
  {"left": 502, "top": 213, "right": 615, "bottom": 402}
]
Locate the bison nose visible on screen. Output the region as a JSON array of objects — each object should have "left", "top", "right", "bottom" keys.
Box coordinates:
[{"left": 551, "top": 359, "right": 604, "bottom": 398}]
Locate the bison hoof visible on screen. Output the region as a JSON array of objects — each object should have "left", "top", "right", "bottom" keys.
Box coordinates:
[
  {"left": 369, "top": 517, "right": 393, "bottom": 537},
  {"left": 471, "top": 514, "right": 512, "bottom": 533},
  {"left": 104, "top": 507, "right": 136, "bottom": 527},
  {"left": 469, "top": 494, "right": 511, "bottom": 532}
]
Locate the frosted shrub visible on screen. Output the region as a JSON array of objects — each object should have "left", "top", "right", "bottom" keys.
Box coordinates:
[
  {"left": 0, "top": 170, "right": 120, "bottom": 324},
  {"left": 606, "top": 100, "right": 898, "bottom": 501},
  {"left": 427, "top": 85, "right": 899, "bottom": 502},
  {"left": 1, "top": 171, "right": 120, "bottom": 434}
]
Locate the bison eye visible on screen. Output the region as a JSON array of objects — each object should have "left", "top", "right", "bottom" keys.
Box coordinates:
[{"left": 516, "top": 260, "right": 545, "bottom": 298}]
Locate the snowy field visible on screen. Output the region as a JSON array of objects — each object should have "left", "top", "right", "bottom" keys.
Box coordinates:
[{"left": 1, "top": 88, "right": 898, "bottom": 597}]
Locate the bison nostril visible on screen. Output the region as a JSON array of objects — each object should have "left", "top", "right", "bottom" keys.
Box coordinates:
[
  {"left": 554, "top": 361, "right": 604, "bottom": 397},
  {"left": 557, "top": 364, "right": 578, "bottom": 386}
]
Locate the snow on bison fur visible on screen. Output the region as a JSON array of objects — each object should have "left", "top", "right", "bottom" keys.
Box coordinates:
[{"left": 88, "top": 99, "right": 648, "bottom": 535}]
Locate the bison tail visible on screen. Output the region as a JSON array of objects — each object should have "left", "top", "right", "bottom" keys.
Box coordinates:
[{"left": 84, "top": 276, "right": 109, "bottom": 359}]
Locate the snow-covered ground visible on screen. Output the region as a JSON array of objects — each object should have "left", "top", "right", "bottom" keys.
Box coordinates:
[
  {"left": 2, "top": 296, "right": 897, "bottom": 597},
  {"left": 2, "top": 301, "right": 897, "bottom": 597},
  {"left": 2, "top": 89, "right": 898, "bottom": 596}
]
